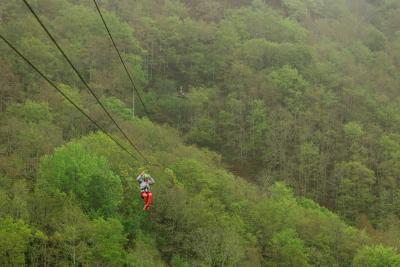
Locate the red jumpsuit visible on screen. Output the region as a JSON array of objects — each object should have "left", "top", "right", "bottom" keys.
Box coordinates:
[
  {"left": 136, "top": 174, "right": 155, "bottom": 211},
  {"left": 140, "top": 191, "right": 152, "bottom": 211}
]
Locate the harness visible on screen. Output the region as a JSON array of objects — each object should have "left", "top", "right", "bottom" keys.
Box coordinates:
[{"left": 139, "top": 179, "right": 151, "bottom": 192}]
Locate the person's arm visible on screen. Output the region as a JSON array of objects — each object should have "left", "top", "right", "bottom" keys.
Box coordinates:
[
  {"left": 149, "top": 176, "right": 155, "bottom": 185},
  {"left": 136, "top": 171, "right": 144, "bottom": 182}
]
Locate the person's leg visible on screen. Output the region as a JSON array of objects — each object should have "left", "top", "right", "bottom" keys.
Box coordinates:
[
  {"left": 141, "top": 192, "right": 148, "bottom": 209},
  {"left": 144, "top": 192, "right": 152, "bottom": 210}
]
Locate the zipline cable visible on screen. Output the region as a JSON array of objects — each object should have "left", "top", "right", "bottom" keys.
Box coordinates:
[
  {"left": 93, "top": 0, "right": 150, "bottom": 117},
  {"left": 22, "top": 0, "right": 149, "bottom": 163},
  {"left": 0, "top": 34, "right": 139, "bottom": 161}
]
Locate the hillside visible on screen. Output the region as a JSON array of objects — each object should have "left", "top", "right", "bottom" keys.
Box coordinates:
[{"left": 1, "top": 0, "right": 400, "bottom": 266}]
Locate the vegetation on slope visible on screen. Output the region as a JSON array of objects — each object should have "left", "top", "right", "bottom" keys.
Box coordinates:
[{"left": 1, "top": 0, "right": 400, "bottom": 265}]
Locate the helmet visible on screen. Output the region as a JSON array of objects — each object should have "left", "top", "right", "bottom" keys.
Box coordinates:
[{"left": 143, "top": 173, "right": 151, "bottom": 179}]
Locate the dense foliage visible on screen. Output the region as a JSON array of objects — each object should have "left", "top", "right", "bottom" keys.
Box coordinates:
[{"left": 1, "top": 0, "right": 400, "bottom": 265}]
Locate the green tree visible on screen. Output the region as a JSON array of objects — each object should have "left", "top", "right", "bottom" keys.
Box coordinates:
[
  {"left": 126, "top": 232, "right": 166, "bottom": 267},
  {"left": 0, "top": 101, "right": 62, "bottom": 178},
  {"left": 0, "top": 176, "right": 30, "bottom": 221},
  {"left": 0, "top": 60, "right": 21, "bottom": 112},
  {"left": 37, "top": 141, "right": 123, "bottom": 216},
  {"left": 266, "top": 65, "right": 308, "bottom": 115},
  {"left": 298, "top": 142, "right": 320, "bottom": 199},
  {"left": 245, "top": 99, "right": 269, "bottom": 167},
  {"left": 217, "top": 94, "right": 247, "bottom": 163},
  {"left": 91, "top": 218, "right": 127, "bottom": 266},
  {"left": 0, "top": 217, "right": 32, "bottom": 266},
  {"left": 335, "top": 161, "right": 376, "bottom": 221},
  {"left": 268, "top": 229, "right": 311, "bottom": 267},
  {"left": 353, "top": 245, "right": 400, "bottom": 267},
  {"left": 343, "top": 122, "right": 368, "bottom": 163}
]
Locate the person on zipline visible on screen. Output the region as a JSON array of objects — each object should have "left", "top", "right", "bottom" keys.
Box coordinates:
[
  {"left": 136, "top": 171, "right": 155, "bottom": 211},
  {"left": 177, "top": 86, "right": 186, "bottom": 98}
]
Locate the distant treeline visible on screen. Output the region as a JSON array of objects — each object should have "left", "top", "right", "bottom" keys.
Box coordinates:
[{"left": 1, "top": 0, "right": 400, "bottom": 266}]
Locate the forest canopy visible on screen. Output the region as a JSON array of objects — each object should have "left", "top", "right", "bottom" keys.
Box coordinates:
[{"left": 1, "top": 0, "right": 400, "bottom": 266}]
